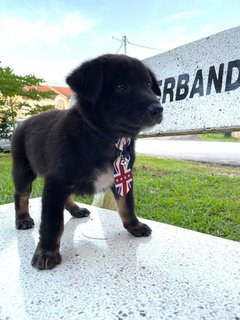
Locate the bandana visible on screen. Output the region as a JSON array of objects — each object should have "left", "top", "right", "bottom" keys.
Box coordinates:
[{"left": 113, "top": 138, "right": 133, "bottom": 197}]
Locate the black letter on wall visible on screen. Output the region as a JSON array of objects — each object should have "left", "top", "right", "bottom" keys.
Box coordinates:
[
  {"left": 176, "top": 73, "right": 190, "bottom": 101},
  {"left": 162, "top": 77, "right": 176, "bottom": 103},
  {"left": 190, "top": 69, "right": 204, "bottom": 98},
  {"left": 206, "top": 63, "right": 224, "bottom": 95},
  {"left": 225, "top": 59, "right": 240, "bottom": 91}
]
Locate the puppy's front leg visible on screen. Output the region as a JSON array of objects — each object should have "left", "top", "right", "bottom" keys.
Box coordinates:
[
  {"left": 31, "top": 176, "right": 69, "bottom": 270},
  {"left": 112, "top": 188, "right": 152, "bottom": 237}
]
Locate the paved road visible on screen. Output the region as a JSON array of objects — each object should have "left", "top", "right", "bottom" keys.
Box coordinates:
[{"left": 136, "top": 137, "right": 240, "bottom": 166}]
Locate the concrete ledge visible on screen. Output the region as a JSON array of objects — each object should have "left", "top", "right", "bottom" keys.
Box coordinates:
[{"left": 0, "top": 198, "right": 240, "bottom": 319}]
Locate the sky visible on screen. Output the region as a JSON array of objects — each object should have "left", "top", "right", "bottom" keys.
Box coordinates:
[{"left": 0, "top": 0, "right": 239, "bottom": 85}]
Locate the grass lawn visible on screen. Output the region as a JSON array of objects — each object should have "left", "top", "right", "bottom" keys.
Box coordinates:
[
  {"left": 134, "top": 156, "right": 240, "bottom": 241},
  {"left": 198, "top": 133, "right": 238, "bottom": 142},
  {"left": 1, "top": 153, "right": 240, "bottom": 241}
]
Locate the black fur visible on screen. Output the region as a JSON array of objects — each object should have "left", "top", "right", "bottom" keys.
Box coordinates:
[{"left": 11, "top": 54, "right": 163, "bottom": 270}]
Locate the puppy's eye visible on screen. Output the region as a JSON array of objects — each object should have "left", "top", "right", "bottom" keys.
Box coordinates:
[
  {"left": 115, "top": 83, "right": 128, "bottom": 93},
  {"left": 147, "top": 81, "right": 152, "bottom": 87}
]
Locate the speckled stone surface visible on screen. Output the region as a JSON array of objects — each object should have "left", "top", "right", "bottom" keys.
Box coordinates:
[
  {"left": 0, "top": 198, "right": 240, "bottom": 320},
  {"left": 143, "top": 26, "right": 240, "bottom": 135}
]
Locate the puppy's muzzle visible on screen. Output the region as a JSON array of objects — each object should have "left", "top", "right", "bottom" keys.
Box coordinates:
[{"left": 147, "top": 102, "right": 163, "bottom": 119}]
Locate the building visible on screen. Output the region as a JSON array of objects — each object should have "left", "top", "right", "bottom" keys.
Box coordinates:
[
  {"left": 231, "top": 132, "right": 240, "bottom": 138},
  {"left": 31, "top": 85, "right": 72, "bottom": 110}
]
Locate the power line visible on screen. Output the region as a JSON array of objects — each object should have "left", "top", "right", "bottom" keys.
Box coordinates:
[
  {"left": 112, "top": 35, "right": 166, "bottom": 55},
  {"left": 127, "top": 40, "right": 165, "bottom": 52}
]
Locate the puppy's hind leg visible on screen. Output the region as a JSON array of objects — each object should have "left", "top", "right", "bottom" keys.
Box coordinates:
[
  {"left": 65, "top": 196, "right": 90, "bottom": 218},
  {"left": 12, "top": 149, "right": 36, "bottom": 230}
]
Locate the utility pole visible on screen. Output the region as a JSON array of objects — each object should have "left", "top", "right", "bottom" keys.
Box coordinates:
[
  {"left": 123, "top": 35, "right": 127, "bottom": 55},
  {"left": 112, "top": 35, "right": 128, "bottom": 55}
]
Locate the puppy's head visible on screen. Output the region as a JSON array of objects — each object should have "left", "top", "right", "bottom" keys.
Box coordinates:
[{"left": 66, "top": 54, "right": 163, "bottom": 138}]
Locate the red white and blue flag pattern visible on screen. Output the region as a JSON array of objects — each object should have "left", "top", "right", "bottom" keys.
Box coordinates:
[{"left": 113, "top": 137, "right": 133, "bottom": 197}]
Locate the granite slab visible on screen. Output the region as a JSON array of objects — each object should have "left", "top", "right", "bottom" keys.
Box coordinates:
[{"left": 0, "top": 198, "right": 239, "bottom": 320}]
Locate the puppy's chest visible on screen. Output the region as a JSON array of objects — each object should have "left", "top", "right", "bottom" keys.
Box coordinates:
[{"left": 94, "top": 166, "right": 114, "bottom": 193}]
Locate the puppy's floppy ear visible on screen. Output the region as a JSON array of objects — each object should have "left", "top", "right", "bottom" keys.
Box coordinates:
[
  {"left": 148, "top": 68, "right": 161, "bottom": 97},
  {"left": 66, "top": 59, "right": 103, "bottom": 104}
]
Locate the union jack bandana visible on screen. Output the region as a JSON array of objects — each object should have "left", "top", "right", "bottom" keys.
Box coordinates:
[{"left": 113, "top": 137, "right": 133, "bottom": 197}]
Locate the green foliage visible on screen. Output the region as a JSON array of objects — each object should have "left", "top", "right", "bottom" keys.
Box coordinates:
[
  {"left": 0, "top": 63, "right": 56, "bottom": 138},
  {"left": 21, "top": 102, "right": 55, "bottom": 116},
  {"left": 0, "top": 65, "right": 53, "bottom": 99},
  {"left": 0, "top": 113, "right": 14, "bottom": 139}
]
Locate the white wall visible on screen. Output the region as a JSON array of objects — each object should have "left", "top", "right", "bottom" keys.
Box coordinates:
[{"left": 143, "top": 26, "right": 240, "bottom": 135}]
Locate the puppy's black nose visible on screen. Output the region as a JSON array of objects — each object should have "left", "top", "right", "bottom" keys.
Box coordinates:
[{"left": 147, "top": 102, "right": 163, "bottom": 117}]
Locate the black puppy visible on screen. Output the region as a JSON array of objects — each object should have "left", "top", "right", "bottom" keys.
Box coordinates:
[{"left": 11, "top": 54, "right": 163, "bottom": 270}]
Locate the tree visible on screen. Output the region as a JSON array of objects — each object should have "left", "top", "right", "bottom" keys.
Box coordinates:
[{"left": 0, "top": 63, "right": 56, "bottom": 139}]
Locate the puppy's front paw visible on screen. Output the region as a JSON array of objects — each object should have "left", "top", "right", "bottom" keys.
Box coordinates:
[
  {"left": 31, "top": 245, "right": 62, "bottom": 270},
  {"left": 125, "top": 221, "right": 152, "bottom": 237}
]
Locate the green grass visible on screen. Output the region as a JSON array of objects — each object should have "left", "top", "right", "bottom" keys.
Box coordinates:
[
  {"left": 134, "top": 156, "right": 240, "bottom": 241},
  {"left": 1, "top": 153, "right": 240, "bottom": 241},
  {"left": 198, "top": 133, "right": 238, "bottom": 142}
]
